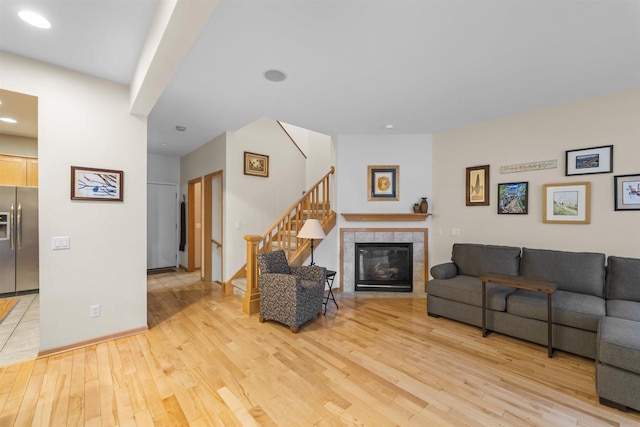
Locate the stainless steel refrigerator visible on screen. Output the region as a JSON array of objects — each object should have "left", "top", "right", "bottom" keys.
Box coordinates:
[{"left": 0, "top": 186, "right": 39, "bottom": 294}]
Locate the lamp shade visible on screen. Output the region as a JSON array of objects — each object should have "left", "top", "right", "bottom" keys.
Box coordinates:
[{"left": 297, "top": 219, "right": 326, "bottom": 239}]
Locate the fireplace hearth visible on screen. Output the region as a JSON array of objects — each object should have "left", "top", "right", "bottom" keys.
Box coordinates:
[{"left": 355, "top": 242, "right": 413, "bottom": 292}]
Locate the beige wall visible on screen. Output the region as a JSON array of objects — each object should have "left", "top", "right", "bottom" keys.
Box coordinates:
[
  {"left": 0, "top": 134, "right": 37, "bottom": 157},
  {"left": 2, "top": 52, "right": 148, "bottom": 351},
  {"left": 431, "top": 87, "right": 640, "bottom": 268}
]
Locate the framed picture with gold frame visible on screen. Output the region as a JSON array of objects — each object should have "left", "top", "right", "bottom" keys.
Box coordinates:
[
  {"left": 543, "top": 182, "right": 590, "bottom": 224},
  {"left": 466, "top": 165, "right": 490, "bottom": 206},
  {"left": 368, "top": 165, "right": 399, "bottom": 201},
  {"left": 243, "top": 151, "right": 269, "bottom": 177}
]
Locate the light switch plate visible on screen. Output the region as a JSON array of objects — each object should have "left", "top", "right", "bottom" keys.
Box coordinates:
[{"left": 52, "top": 236, "right": 70, "bottom": 250}]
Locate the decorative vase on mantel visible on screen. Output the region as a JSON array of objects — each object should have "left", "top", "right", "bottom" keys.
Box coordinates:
[
  {"left": 413, "top": 203, "right": 420, "bottom": 213},
  {"left": 420, "top": 197, "right": 429, "bottom": 214}
]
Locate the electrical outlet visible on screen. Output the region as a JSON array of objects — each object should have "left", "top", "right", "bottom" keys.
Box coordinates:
[{"left": 90, "top": 304, "right": 100, "bottom": 318}]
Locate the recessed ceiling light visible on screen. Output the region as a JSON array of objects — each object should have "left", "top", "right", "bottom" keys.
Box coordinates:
[
  {"left": 175, "top": 125, "right": 186, "bottom": 131},
  {"left": 0, "top": 117, "right": 17, "bottom": 124},
  {"left": 385, "top": 124, "right": 394, "bottom": 130},
  {"left": 264, "top": 69, "right": 287, "bottom": 82},
  {"left": 18, "top": 10, "right": 51, "bottom": 29}
]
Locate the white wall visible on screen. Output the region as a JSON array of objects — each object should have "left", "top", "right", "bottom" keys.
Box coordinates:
[
  {"left": 306, "top": 129, "right": 333, "bottom": 187},
  {"left": 179, "top": 132, "right": 227, "bottom": 268},
  {"left": 316, "top": 134, "right": 433, "bottom": 282},
  {"left": 225, "top": 118, "right": 307, "bottom": 279},
  {"left": 1, "top": 52, "right": 148, "bottom": 351},
  {"left": 148, "top": 152, "right": 180, "bottom": 183},
  {"left": 431, "top": 87, "right": 640, "bottom": 268},
  {"left": 0, "top": 134, "right": 38, "bottom": 157},
  {"left": 278, "top": 121, "right": 333, "bottom": 187}
]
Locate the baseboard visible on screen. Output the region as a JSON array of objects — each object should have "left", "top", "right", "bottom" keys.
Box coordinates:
[{"left": 37, "top": 325, "right": 149, "bottom": 358}]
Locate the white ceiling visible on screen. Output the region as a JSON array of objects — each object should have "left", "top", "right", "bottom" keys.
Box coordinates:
[{"left": 1, "top": 0, "right": 639, "bottom": 157}]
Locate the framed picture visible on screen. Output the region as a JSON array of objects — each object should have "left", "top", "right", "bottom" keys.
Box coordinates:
[
  {"left": 466, "top": 165, "right": 490, "bottom": 206},
  {"left": 565, "top": 145, "right": 613, "bottom": 176},
  {"left": 542, "top": 182, "right": 590, "bottom": 224},
  {"left": 71, "top": 166, "right": 123, "bottom": 201},
  {"left": 244, "top": 151, "right": 269, "bottom": 177},
  {"left": 498, "top": 182, "right": 528, "bottom": 214},
  {"left": 614, "top": 173, "right": 640, "bottom": 211},
  {"left": 368, "top": 165, "right": 399, "bottom": 201}
]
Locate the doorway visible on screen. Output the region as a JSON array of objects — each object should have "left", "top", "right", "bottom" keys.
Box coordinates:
[
  {"left": 204, "top": 171, "right": 223, "bottom": 285},
  {"left": 187, "top": 178, "right": 202, "bottom": 273},
  {"left": 187, "top": 172, "right": 223, "bottom": 285},
  {"left": 0, "top": 88, "right": 40, "bottom": 366}
]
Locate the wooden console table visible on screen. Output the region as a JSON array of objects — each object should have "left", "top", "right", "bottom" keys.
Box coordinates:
[{"left": 480, "top": 273, "right": 557, "bottom": 358}]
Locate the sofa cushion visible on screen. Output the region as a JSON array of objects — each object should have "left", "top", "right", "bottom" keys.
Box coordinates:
[
  {"left": 598, "top": 316, "right": 640, "bottom": 375},
  {"left": 606, "top": 300, "right": 640, "bottom": 322},
  {"left": 506, "top": 289, "right": 605, "bottom": 332},
  {"left": 451, "top": 243, "right": 521, "bottom": 277},
  {"left": 606, "top": 256, "right": 640, "bottom": 301},
  {"left": 427, "top": 275, "right": 518, "bottom": 311},
  {"left": 519, "top": 248, "right": 605, "bottom": 298}
]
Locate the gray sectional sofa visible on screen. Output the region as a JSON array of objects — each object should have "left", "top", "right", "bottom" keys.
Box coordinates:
[
  {"left": 426, "top": 243, "right": 640, "bottom": 412},
  {"left": 596, "top": 256, "right": 640, "bottom": 412}
]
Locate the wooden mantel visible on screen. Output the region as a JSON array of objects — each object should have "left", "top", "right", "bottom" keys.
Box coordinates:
[{"left": 341, "top": 213, "right": 429, "bottom": 221}]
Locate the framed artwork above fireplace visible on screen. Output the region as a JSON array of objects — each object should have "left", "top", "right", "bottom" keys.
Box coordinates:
[{"left": 368, "top": 165, "right": 399, "bottom": 201}]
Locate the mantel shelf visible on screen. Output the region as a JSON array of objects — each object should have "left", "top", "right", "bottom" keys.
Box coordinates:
[{"left": 341, "top": 213, "right": 430, "bottom": 221}]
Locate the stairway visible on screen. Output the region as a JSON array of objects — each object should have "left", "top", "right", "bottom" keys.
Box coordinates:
[{"left": 229, "top": 167, "right": 336, "bottom": 315}]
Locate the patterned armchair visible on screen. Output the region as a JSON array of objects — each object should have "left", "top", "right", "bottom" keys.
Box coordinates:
[{"left": 257, "top": 250, "right": 326, "bottom": 332}]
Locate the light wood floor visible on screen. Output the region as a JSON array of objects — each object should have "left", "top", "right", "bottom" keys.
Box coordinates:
[{"left": 1, "top": 276, "right": 639, "bottom": 426}]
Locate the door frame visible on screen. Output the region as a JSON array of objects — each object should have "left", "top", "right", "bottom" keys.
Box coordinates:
[
  {"left": 204, "top": 170, "right": 223, "bottom": 285},
  {"left": 187, "top": 177, "right": 202, "bottom": 272}
]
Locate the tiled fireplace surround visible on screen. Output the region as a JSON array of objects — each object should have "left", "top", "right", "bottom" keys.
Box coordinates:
[{"left": 340, "top": 228, "right": 428, "bottom": 296}]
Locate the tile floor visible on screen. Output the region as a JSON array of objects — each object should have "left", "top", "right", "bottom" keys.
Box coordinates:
[
  {"left": 147, "top": 269, "right": 204, "bottom": 291},
  {"left": 0, "top": 293, "right": 39, "bottom": 366}
]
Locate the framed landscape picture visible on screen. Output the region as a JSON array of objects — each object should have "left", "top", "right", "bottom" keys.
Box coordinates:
[
  {"left": 542, "top": 182, "right": 590, "bottom": 224},
  {"left": 368, "top": 165, "right": 399, "bottom": 201},
  {"left": 614, "top": 173, "right": 640, "bottom": 211},
  {"left": 565, "top": 145, "right": 613, "bottom": 176},
  {"left": 71, "top": 166, "right": 123, "bottom": 201},
  {"left": 498, "top": 182, "right": 528, "bottom": 214},
  {"left": 244, "top": 151, "right": 269, "bottom": 177},
  {"left": 466, "top": 165, "right": 490, "bottom": 206}
]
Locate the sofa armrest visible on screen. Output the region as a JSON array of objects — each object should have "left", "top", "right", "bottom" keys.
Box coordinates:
[{"left": 431, "top": 262, "right": 458, "bottom": 279}]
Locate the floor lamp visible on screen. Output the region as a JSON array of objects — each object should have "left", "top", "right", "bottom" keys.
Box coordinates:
[{"left": 297, "top": 219, "right": 326, "bottom": 266}]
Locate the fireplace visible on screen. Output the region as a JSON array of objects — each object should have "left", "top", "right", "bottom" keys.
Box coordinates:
[{"left": 355, "top": 242, "right": 413, "bottom": 292}]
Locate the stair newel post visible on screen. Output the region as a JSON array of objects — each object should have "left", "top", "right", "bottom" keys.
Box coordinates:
[{"left": 243, "top": 235, "right": 262, "bottom": 315}]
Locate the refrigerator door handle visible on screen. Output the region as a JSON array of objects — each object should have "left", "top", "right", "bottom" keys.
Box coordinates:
[
  {"left": 17, "top": 203, "right": 22, "bottom": 249},
  {"left": 10, "top": 203, "right": 15, "bottom": 251}
]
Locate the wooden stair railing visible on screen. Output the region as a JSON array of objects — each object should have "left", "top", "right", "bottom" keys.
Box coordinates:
[{"left": 241, "top": 166, "right": 336, "bottom": 315}]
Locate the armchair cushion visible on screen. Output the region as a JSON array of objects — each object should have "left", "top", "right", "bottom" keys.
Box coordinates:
[{"left": 258, "top": 250, "right": 291, "bottom": 275}]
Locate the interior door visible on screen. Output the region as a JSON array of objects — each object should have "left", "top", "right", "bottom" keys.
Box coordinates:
[{"left": 147, "top": 183, "right": 178, "bottom": 269}]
